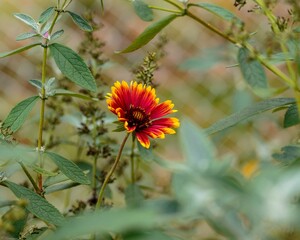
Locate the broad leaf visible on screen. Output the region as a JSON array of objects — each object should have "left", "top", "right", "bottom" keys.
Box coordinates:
[
  {"left": 284, "top": 103, "right": 300, "bottom": 128},
  {"left": 16, "top": 32, "right": 39, "bottom": 41},
  {"left": 3, "top": 181, "right": 64, "bottom": 226},
  {"left": 180, "top": 118, "right": 215, "bottom": 170},
  {"left": 46, "top": 152, "right": 90, "bottom": 185},
  {"left": 66, "top": 11, "right": 93, "bottom": 32},
  {"left": 14, "top": 13, "right": 39, "bottom": 31},
  {"left": 117, "top": 14, "right": 178, "bottom": 53},
  {"left": 205, "top": 98, "right": 295, "bottom": 135},
  {"left": 133, "top": 0, "right": 154, "bottom": 22},
  {"left": 238, "top": 48, "right": 268, "bottom": 90},
  {"left": 54, "top": 89, "right": 97, "bottom": 101},
  {"left": 2, "top": 96, "right": 39, "bottom": 132},
  {"left": 189, "top": 3, "right": 242, "bottom": 25},
  {"left": 39, "top": 7, "right": 55, "bottom": 24},
  {"left": 49, "top": 43, "right": 97, "bottom": 92},
  {"left": 0, "top": 43, "right": 41, "bottom": 58}
]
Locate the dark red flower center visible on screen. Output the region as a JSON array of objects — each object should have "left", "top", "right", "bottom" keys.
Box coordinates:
[{"left": 126, "top": 106, "right": 151, "bottom": 131}]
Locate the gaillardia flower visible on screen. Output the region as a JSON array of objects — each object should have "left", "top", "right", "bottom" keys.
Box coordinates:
[{"left": 106, "top": 81, "right": 180, "bottom": 148}]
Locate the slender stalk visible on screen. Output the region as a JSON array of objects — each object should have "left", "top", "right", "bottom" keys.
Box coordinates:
[
  {"left": 92, "top": 153, "right": 99, "bottom": 191},
  {"left": 19, "top": 162, "right": 40, "bottom": 193},
  {"left": 130, "top": 135, "right": 136, "bottom": 184},
  {"left": 148, "top": 5, "right": 182, "bottom": 14},
  {"left": 163, "top": 0, "right": 183, "bottom": 10},
  {"left": 96, "top": 133, "right": 130, "bottom": 209}
]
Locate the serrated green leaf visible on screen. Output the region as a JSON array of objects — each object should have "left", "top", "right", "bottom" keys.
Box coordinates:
[
  {"left": 238, "top": 48, "right": 268, "bottom": 90},
  {"left": 180, "top": 118, "right": 215, "bottom": 170},
  {"left": 205, "top": 98, "right": 295, "bottom": 135},
  {"left": 51, "top": 29, "right": 64, "bottom": 41},
  {"left": 28, "top": 79, "right": 42, "bottom": 89},
  {"left": 0, "top": 43, "right": 41, "bottom": 58},
  {"left": 66, "top": 11, "right": 93, "bottom": 32},
  {"left": 117, "top": 14, "right": 178, "bottom": 53},
  {"left": 3, "top": 180, "right": 64, "bottom": 226},
  {"left": 16, "top": 32, "right": 39, "bottom": 41},
  {"left": 39, "top": 7, "right": 55, "bottom": 24},
  {"left": 14, "top": 13, "right": 39, "bottom": 31},
  {"left": 46, "top": 152, "right": 90, "bottom": 185},
  {"left": 284, "top": 103, "right": 300, "bottom": 128},
  {"left": 54, "top": 89, "right": 97, "bottom": 101},
  {"left": 2, "top": 96, "right": 39, "bottom": 133},
  {"left": 125, "top": 184, "right": 144, "bottom": 207},
  {"left": 189, "top": 3, "right": 243, "bottom": 25},
  {"left": 49, "top": 43, "right": 97, "bottom": 92},
  {"left": 133, "top": 0, "right": 154, "bottom": 22}
]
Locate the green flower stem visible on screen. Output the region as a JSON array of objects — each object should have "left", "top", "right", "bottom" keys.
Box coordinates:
[
  {"left": 130, "top": 135, "right": 136, "bottom": 184},
  {"left": 148, "top": 5, "right": 182, "bottom": 14},
  {"left": 19, "top": 162, "right": 40, "bottom": 194},
  {"left": 92, "top": 153, "right": 99, "bottom": 191},
  {"left": 96, "top": 132, "right": 130, "bottom": 209}
]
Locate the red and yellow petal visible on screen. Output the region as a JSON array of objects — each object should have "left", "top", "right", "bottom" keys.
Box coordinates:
[
  {"left": 151, "top": 117, "right": 180, "bottom": 129},
  {"left": 150, "top": 100, "right": 176, "bottom": 119},
  {"left": 136, "top": 132, "right": 151, "bottom": 148}
]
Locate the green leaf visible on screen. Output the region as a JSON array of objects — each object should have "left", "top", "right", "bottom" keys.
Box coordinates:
[
  {"left": 284, "top": 103, "right": 300, "bottom": 128},
  {"left": 205, "top": 98, "right": 295, "bottom": 135},
  {"left": 117, "top": 14, "right": 178, "bottom": 53},
  {"left": 14, "top": 13, "right": 39, "bottom": 31},
  {"left": 189, "top": 3, "right": 242, "bottom": 25},
  {"left": 51, "top": 29, "right": 64, "bottom": 41},
  {"left": 273, "top": 145, "right": 300, "bottom": 165},
  {"left": 39, "top": 7, "right": 55, "bottom": 24},
  {"left": 0, "top": 43, "right": 41, "bottom": 58},
  {"left": 180, "top": 118, "right": 215, "bottom": 170},
  {"left": 16, "top": 32, "right": 39, "bottom": 41},
  {"left": 238, "top": 48, "right": 268, "bottom": 90},
  {"left": 28, "top": 164, "right": 58, "bottom": 177},
  {"left": 2, "top": 96, "right": 39, "bottom": 133},
  {"left": 49, "top": 43, "right": 97, "bottom": 92},
  {"left": 3, "top": 180, "right": 64, "bottom": 226},
  {"left": 133, "top": 0, "right": 154, "bottom": 22},
  {"left": 44, "top": 208, "right": 162, "bottom": 240},
  {"left": 125, "top": 184, "right": 145, "bottom": 207},
  {"left": 44, "top": 182, "right": 80, "bottom": 194},
  {"left": 137, "top": 141, "right": 154, "bottom": 162},
  {"left": 54, "top": 89, "right": 98, "bottom": 101},
  {"left": 46, "top": 152, "right": 90, "bottom": 185},
  {"left": 28, "top": 79, "right": 42, "bottom": 89},
  {"left": 66, "top": 11, "right": 93, "bottom": 32}
]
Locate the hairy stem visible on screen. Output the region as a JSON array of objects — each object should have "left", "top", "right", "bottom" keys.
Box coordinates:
[
  {"left": 19, "top": 162, "right": 40, "bottom": 194},
  {"left": 96, "top": 133, "right": 130, "bottom": 209}
]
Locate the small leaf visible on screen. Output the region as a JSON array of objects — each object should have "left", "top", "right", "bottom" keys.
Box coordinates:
[
  {"left": 180, "top": 118, "right": 215, "bottom": 170},
  {"left": 0, "top": 43, "right": 41, "bottom": 58},
  {"left": 51, "top": 29, "right": 64, "bottom": 41},
  {"left": 117, "top": 14, "right": 178, "bottom": 53},
  {"left": 284, "top": 103, "right": 300, "bottom": 128},
  {"left": 44, "top": 182, "right": 80, "bottom": 194},
  {"left": 14, "top": 13, "right": 39, "bottom": 31},
  {"left": 133, "top": 0, "right": 154, "bottom": 22},
  {"left": 273, "top": 145, "right": 300, "bottom": 165},
  {"left": 46, "top": 152, "right": 90, "bottom": 185},
  {"left": 66, "top": 11, "right": 93, "bottom": 32},
  {"left": 28, "top": 79, "right": 42, "bottom": 89},
  {"left": 189, "top": 3, "right": 243, "bottom": 25},
  {"left": 205, "top": 98, "right": 295, "bottom": 135},
  {"left": 39, "top": 7, "right": 55, "bottom": 24},
  {"left": 49, "top": 43, "right": 97, "bottom": 92},
  {"left": 238, "top": 48, "right": 268, "bottom": 90},
  {"left": 54, "top": 89, "right": 98, "bottom": 101},
  {"left": 3, "top": 180, "right": 64, "bottom": 226},
  {"left": 28, "top": 164, "right": 58, "bottom": 177},
  {"left": 16, "top": 32, "right": 39, "bottom": 41},
  {"left": 125, "top": 184, "right": 144, "bottom": 207},
  {"left": 2, "top": 96, "right": 39, "bottom": 133}
]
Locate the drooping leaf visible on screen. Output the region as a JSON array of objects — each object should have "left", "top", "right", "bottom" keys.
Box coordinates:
[
  {"left": 133, "top": 0, "right": 154, "bottom": 22},
  {"left": 49, "top": 43, "right": 97, "bottom": 92},
  {"left": 180, "top": 118, "right": 215, "bottom": 170},
  {"left": 66, "top": 11, "right": 93, "bottom": 32},
  {"left": 0, "top": 43, "right": 41, "bottom": 58},
  {"left": 272, "top": 145, "right": 300, "bottom": 165},
  {"left": 28, "top": 79, "right": 42, "bottom": 89},
  {"left": 3, "top": 181, "right": 64, "bottom": 226},
  {"left": 14, "top": 13, "right": 39, "bottom": 31},
  {"left": 2, "top": 96, "right": 39, "bottom": 133},
  {"left": 50, "top": 29, "right": 64, "bottom": 41},
  {"left": 125, "top": 184, "right": 145, "bottom": 207},
  {"left": 238, "top": 48, "right": 268, "bottom": 90},
  {"left": 46, "top": 151, "right": 90, "bottom": 185},
  {"left": 205, "top": 98, "right": 295, "bottom": 135},
  {"left": 117, "top": 14, "right": 178, "bottom": 53},
  {"left": 16, "top": 32, "right": 39, "bottom": 41},
  {"left": 189, "top": 3, "right": 242, "bottom": 25},
  {"left": 54, "top": 89, "right": 98, "bottom": 101},
  {"left": 284, "top": 103, "right": 300, "bottom": 128},
  {"left": 38, "top": 7, "right": 55, "bottom": 24}
]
